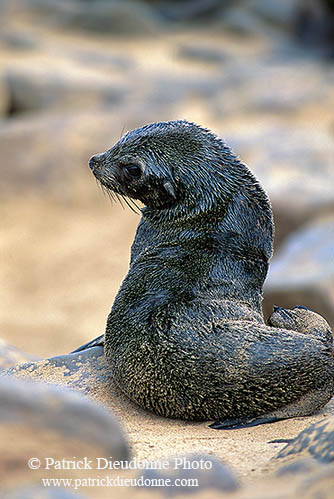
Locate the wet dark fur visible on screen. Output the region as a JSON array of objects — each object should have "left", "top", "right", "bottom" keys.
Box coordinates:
[{"left": 89, "top": 120, "right": 334, "bottom": 422}]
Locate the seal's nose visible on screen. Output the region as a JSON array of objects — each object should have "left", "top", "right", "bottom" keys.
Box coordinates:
[
  {"left": 89, "top": 153, "right": 106, "bottom": 171},
  {"left": 89, "top": 155, "right": 99, "bottom": 171}
]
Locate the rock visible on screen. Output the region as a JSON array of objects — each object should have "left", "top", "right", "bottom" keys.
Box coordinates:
[
  {"left": 4, "top": 64, "right": 126, "bottom": 115},
  {"left": 0, "top": 71, "right": 10, "bottom": 117},
  {"left": 2, "top": 0, "right": 162, "bottom": 36},
  {"left": 61, "top": 1, "right": 162, "bottom": 36},
  {"left": 223, "top": 124, "right": 334, "bottom": 248},
  {"left": 246, "top": 468, "right": 334, "bottom": 499},
  {"left": 0, "top": 374, "right": 129, "bottom": 457},
  {"left": 261, "top": 417, "right": 334, "bottom": 498},
  {"left": 178, "top": 43, "right": 230, "bottom": 64},
  {"left": 156, "top": 0, "right": 229, "bottom": 22},
  {"left": 0, "top": 375, "right": 129, "bottom": 493},
  {"left": 295, "top": 0, "right": 334, "bottom": 58},
  {"left": 3, "top": 345, "right": 111, "bottom": 395},
  {"left": 149, "top": 72, "right": 222, "bottom": 107},
  {"left": 0, "top": 113, "right": 92, "bottom": 194},
  {"left": 216, "top": 6, "right": 277, "bottom": 37},
  {"left": 71, "top": 48, "right": 134, "bottom": 71},
  {"left": 263, "top": 216, "right": 334, "bottom": 328},
  {"left": 212, "top": 57, "right": 333, "bottom": 116},
  {"left": 275, "top": 417, "right": 334, "bottom": 466},
  {"left": 247, "top": 0, "right": 299, "bottom": 29},
  {"left": 0, "top": 339, "right": 39, "bottom": 370},
  {"left": 140, "top": 453, "right": 239, "bottom": 495},
  {"left": 239, "top": 60, "right": 332, "bottom": 113},
  {"left": 0, "top": 29, "right": 38, "bottom": 51},
  {"left": 242, "top": 460, "right": 334, "bottom": 499},
  {"left": 2, "top": 485, "right": 83, "bottom": 499},
  {"left": 214, "top": 0, "right": 303, "bottom": 42}
]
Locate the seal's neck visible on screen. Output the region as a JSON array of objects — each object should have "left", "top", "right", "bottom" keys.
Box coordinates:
[
  {"left": 142, "top": 182, "right": 273, "bottom": 261},
  {"left": 139, "top": 179, "right": 273, "bottom": 315}
]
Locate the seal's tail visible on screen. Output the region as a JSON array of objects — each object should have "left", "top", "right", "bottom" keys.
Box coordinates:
[{"left": 71, "top": 334, "right": 104, "bottom": 353}]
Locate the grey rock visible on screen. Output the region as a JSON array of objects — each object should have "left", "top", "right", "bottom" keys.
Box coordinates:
[
  {"left": 223, "top": 124, "right": 334, "bottom": 247},
  {"left": 64, "top": 1, "right": 162, "bottom": 36},
  {"left": 2, "top": 346, "right": 110, "bottom": 394},
  {"left": 247, "top": 0, "right": 299, "bottom": 28},
  {"left": 241, "top": 61, "right": 332, "bottom": 113},
  {"left": 3, "top": 0, "right": 162, "bottom": 36},
  {"left": 0, "top": 113, "right": 93, "bottom": 193},
  {"left": 4, "top": 65, "right": 126, "bottom": 115},
  {"left": 263, "top": 216, "right": 334, "bottom": 328},
  {"left": 0, "top": 374, "right": 129, "bottom": 459},
  {"left": 0, "top": 29, "right": 38, "bottom": 51},
  {"left": 0, "top": 71, "right": 9, "bottom": 117},
  {"left": 275, "top": 416, "right": 334, "bottom": 466},
  {"left": 140, "top": 453, "right": 239, "bottom": 496},
  {"left": 214, "top": 0, "right": 300, "bottom": 40},
  {"left": 1, "top": 485, "right": 83, "bottom": 499},
  {"left": 275, "top": 459, "right": 316, "bottom": 476},
  {"left": 149, "top": 73, "right": 222, "bottom": 107},
  {"left": 71, "top": 49, "right": 134, "bottom": 71},
  {"left": 178, "top": 43, "right": 230, "bottom": 64},
  {"left": 295, "top": 0, "right": 334, "bottom": 58},
  {"left": 0, "top": 371, "right": 128, "bottom": 497},
  {"left": 216, "top": 6, "right": 276, "bottom": 37},
  {"left": 213, "top": 58, "right": 334, "bottom": 116},
  {"left": 156, "top": 0, "right": 230, "bottom": 22}
]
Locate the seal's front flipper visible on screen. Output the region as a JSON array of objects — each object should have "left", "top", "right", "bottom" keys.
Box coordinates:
[
  {"left": 209, "top": 415, "right": 279, "bottom": 430},
  {"left": 71, "top": 334, "right": 104, "bottom": 354}
]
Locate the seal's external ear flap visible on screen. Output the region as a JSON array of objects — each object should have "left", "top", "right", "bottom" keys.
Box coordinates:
[{"left": 163, "top": 181, "right": 176, "bottom": 199}]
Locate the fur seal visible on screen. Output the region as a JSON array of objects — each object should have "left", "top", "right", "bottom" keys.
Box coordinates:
[{"left": 76, "top": 120, "right": 334, "bottom": 429}]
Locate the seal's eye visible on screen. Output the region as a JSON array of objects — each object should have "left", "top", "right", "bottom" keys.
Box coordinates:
[{"left": 124, "top": 164, "right": 141, "bottom": 180}]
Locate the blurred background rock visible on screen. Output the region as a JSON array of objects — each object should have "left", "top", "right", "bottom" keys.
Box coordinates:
[{"left": 0, "top": 0, "right": 333, "bottom": 357}]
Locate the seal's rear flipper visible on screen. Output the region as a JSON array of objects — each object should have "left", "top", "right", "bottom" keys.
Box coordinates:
[
  {"left": 71, "top": 334, "right": 104, "bottom": 354},
  {"left": 209, "top": 415, "right": 279, "bottom": 430}
]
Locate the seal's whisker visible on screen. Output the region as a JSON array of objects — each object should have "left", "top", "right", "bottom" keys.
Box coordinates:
[
  {"left": 126, "top": 196, "right": 141, "bottom": 214},
  {"left": 108, "top": 190, "right": 117, "bottom": 204},
  {"left": 128, "top": 198, "right": 141, "bottom": 212},
  {"left": 97, "top": 179, "right": 139, "bottom": 214},
  {"left": 115, "top": 192, "right": 125, "bottom": 210},
  {"left": 100, "top": 183, "right": 108, "bottom": 199},
  {"left": 101, "top": 184, "right": 115, "bottom": 204},
  {"left": 95, "top": 178, "right": 102, "bottom": 193},
  {"left": 121, "top": 194, "right": 140, "bottom": 215},
  {"left": 100, "top": 184, "right": 108, "bottom": 198}
]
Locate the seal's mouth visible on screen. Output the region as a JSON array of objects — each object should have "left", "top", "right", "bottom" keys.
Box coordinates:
[{"left": 89, "top": 156, "right": 141, "bottom": 214}]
